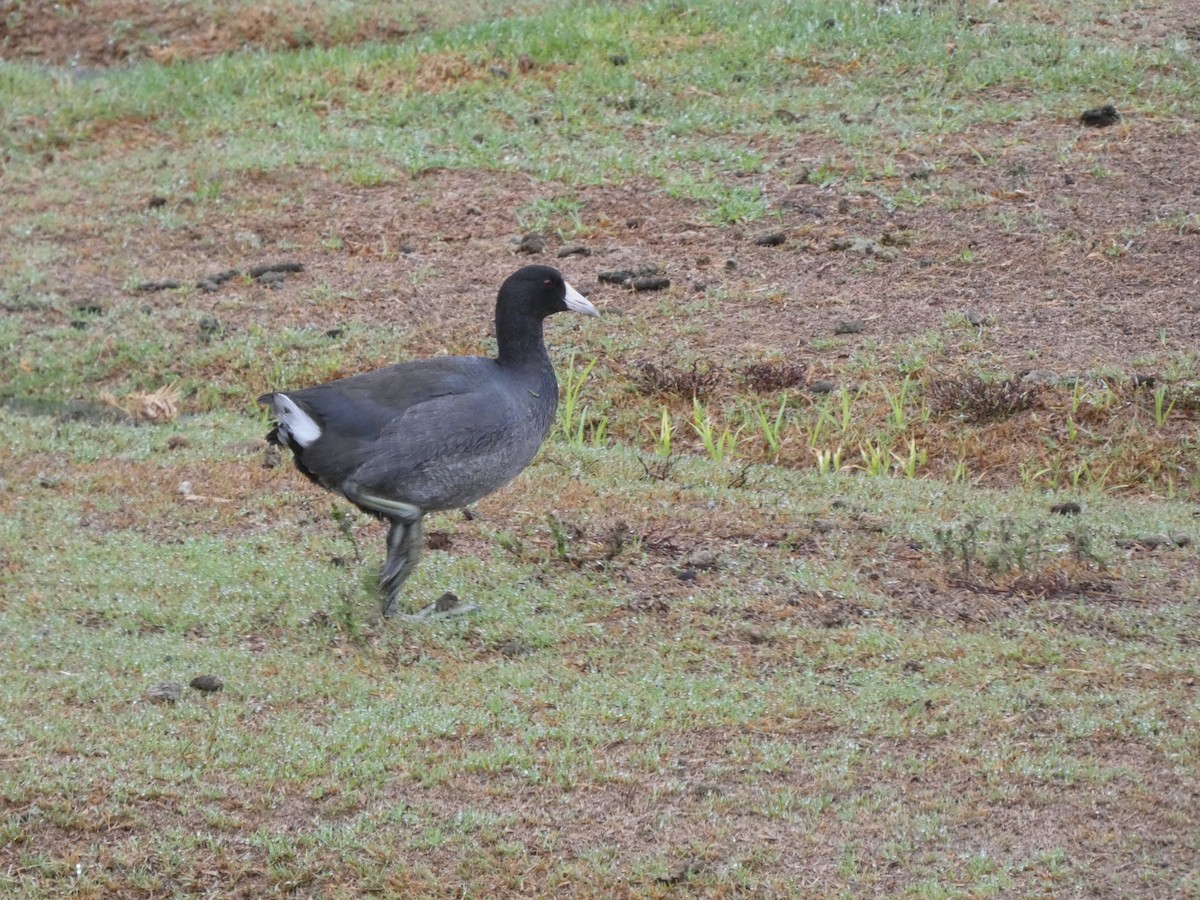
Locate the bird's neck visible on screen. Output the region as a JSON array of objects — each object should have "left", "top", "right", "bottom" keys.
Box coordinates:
[{"left": 496, "top": 313, "right": 551, "bottom": 370}]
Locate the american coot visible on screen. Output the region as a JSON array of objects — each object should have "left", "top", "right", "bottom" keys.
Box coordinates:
[{"left": 260, "top": 265, "right": 599, "bottom": 616}]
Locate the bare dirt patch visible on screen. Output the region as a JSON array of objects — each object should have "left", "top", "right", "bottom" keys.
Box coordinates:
[
  {"left": 1, "top": 0, "right": 421, "bottom": 66},
  {"left": 13, "top": 120, "right": 1200, "bottom": 380}
]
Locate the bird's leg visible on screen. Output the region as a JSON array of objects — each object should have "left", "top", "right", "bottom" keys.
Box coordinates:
[
  {"left": 341, "top": 485, "right": 425, "bottom": 617},
  {"left": 343, "top": 486, "right": 422, "bottom": 522},
  {"left": 380, "top": 514, "right": 424, "bottom": 617}
]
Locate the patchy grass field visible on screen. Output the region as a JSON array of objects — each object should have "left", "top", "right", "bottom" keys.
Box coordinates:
[{"left": 2, "top": 0, "right": 1200, "bottom": 895}]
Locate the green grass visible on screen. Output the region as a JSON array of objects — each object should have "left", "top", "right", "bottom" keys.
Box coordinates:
[
  {"left": 3, "top": 0, "right": 1198, "bottom": 205},
  {"left": 1, "top": 410, "right": 1198, "bottom": 894}
]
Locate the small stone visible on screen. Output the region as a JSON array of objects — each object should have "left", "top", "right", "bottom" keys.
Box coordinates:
[
  {"left": 207, "top": 269, "right": 241, "bottom": 284},
  {"left": 724, "top": 259, "right": 737, "bottom": 271},
  {"left": 198, "top": 314, "right": 222, "bottom": 336},
  {"left": 1132, "top": 373, "right": 1156, "bottom": 388},
  {"left": 146, "top": 195, "right": 167, "bottom": 209},
  {"left": 557, "top": 244, "right": 592, "bottom": 258},
  {"left": 686, "top": 550, "right": 721, "bottom": 570},
  {"left": 631, "top": 276, "right": 670, "bottom": 292},
  {"left": 516, "top": 233, "right": 546, "bottom": 254},
  {"left": 166, "top": 435, "right": 190, "bottom": 450},
  {"left": 146, "top": 682, "right": 183, "bottom": 704},
  {"left": 1170, "top": 533, "right": 1192, "bottom": 548},
  {"left": 809, "top": 379, "right": 836, "bottom": 394},
  {"left": 834, "top": 319, "right": 865, "bottom": 335},
  {"left": 324, "top": 327, "right": 344, "bottom": 339},
  {"left": 609, "top": 53, "right": 628, "bottom": 66},
  {"left": 425, "top": 531, "right": 452, "bottom": 551},
  {"left": 135, "top": 280, "right": 181, "bottom": 293},
  {"left": 434, "top": 591, "right": 460, "bottom": 613},
  {"left": 248, "top": 262, "right": 303, "bottom": 278},
  {"left": 258, "top": 271, "right": 287, "bottom": 286},
  {"left": 1080, "top": 104, "right": 1120, "bottom": 127},
  {"left": 1050, "top": 501, "right": 1082, "bottom": 516},
  {"left": 598, "top": 265, "right": 663, "bottom": 286},
  {"left": 196, "top": 269, "right": 239, "bottom": 292},
  {"left": 754, "top": 230, "right": 787, "bottom": 247},
  {"left": 189, "top": 675, "right": 224, "bottom": 693},
  {"left": 598, "top": 269, "right": 635, "bottom": 285}
]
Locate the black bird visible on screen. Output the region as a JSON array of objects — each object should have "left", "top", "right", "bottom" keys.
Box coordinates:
[{"left": 260, "top": 265, "right": 599, "bottom": 616}]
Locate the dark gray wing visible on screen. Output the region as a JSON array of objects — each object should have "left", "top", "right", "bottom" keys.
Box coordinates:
[
  {"left": 271, "top": 356, "right": 552, "bottom": 509},
  {"left": 284, "top": 356, "right": 496, "bottom": 444},
  {"left": 264, "top": 356, "right": 494, "bottom": 489},
  {"left": 347, "top": 382, "right": 552, "bottom": 510}
]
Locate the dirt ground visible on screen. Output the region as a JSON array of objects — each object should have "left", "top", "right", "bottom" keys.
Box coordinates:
[
  {"left": 10, "top": 125, "right": 1200, "bottom": 388},
  {"left": 1, "top": 0, "right": 423, "bottom": 66},
  {"left": 4, "top": 0, "right": 1200, "bottom": 383}
]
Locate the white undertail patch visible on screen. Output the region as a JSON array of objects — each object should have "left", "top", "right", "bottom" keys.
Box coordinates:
[{"left": 275, "top": 393, "right": 322, "bottom": 447}]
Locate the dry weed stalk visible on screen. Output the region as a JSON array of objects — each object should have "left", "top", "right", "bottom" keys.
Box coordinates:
[{"left": 101, "top": 384, "right": 182, "bottom": 423}]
